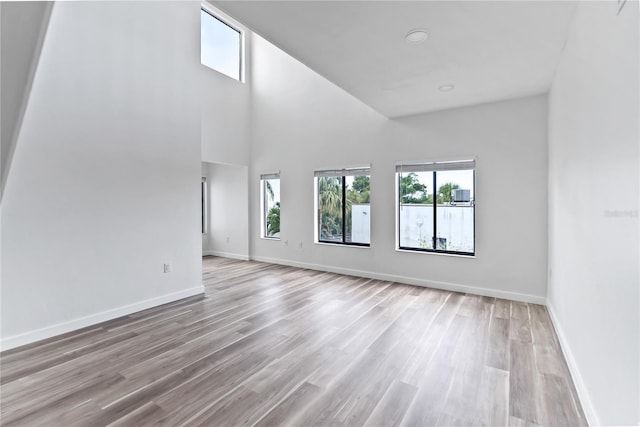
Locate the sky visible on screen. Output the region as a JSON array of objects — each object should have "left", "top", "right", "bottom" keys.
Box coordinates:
[{"left": 201, "top": 10, "right": 240, "bottom": 81}]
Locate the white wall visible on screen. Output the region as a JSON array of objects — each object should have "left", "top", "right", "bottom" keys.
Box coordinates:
[
  {"left": 547, "top": 1, "right": 639, "bottom": 425},
  {"left": 249, "top": 33, "right": 548, "bottom": 302},
  {"left": 1, "top": 2, "right": 203, "bottom": 350},
  {"left": 386, "top": 97, "right": 548, "bottom": 300},
  {"left": 201, "top": 66, "right": 251, "bottom": 166},
  {"left": 199, "top": 7, "right": 251, "bottom": 261},
  {"left": 249, "top": 32, "right": 387, "bottom": 263},
  {"left": 200, "top": 9, "right": 251, "bottom": 167},
  {"left": 203, "top": 162, "right": 249, "bottom": 260}
]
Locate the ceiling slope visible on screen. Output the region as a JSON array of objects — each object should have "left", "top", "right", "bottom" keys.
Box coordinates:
[
  {"left": 1, "top": 1, "right": 53, "bottom": 200},
  {"left": 214, "top": 1, "right": 577, "bottom": 118}
]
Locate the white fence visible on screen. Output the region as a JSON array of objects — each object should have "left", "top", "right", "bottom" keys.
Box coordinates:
[{"left": 351, "top": 204, "right": 474, "bottom": 252}]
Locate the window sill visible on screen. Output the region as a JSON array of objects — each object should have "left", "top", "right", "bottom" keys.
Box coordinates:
[
  {"left": 395, "top": 248, "right": 475, "bottom": 259},
  {"left": 314, "top": 241, "right": 371, "bottom": 249},
  {"left": 261, "top": 237, "right": 281, "bottom": 241},
  {"left": 201, "top": 64, "right": 245, "bottom": 83}
]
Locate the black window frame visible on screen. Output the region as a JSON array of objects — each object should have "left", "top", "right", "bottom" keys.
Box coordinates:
[
  {"left": 316, "top": 168, "right": 371, "bottom": 247},
  {"left": 397, "top": 161, "right": 475, "bottom": 256}
]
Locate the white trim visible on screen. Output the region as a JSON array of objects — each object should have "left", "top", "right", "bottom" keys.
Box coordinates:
[
  {"left": 201, "top": 1, "right": 244, "bottom": 32},
  {"left": 314, "top": 241, "right": 370, "bottom": 249},
  {"left": 314, "top": 165, "right": 371, "bottom": 177},
  {"left": 395, "top": 155, "right": 477, "bottom": 167},
  {"left": 395, "top": 248, "right": 475, "bottom": 259},
  {"left": 203, "top": 250, "right": 250, "bottom": 261},
  {"left": 0, "top": 286, "right": 204, "bottom": 352},
  {"left": 259, "top": 171, "right": 280, "bottom": 180},
  {"left": 395, "top": 159, "right": 476, "bottom": 173},
  {"left": 546, "top": 301, "right": 599, "bottom": 426},
  {"left": 251, "top": 255, "right": 545, "bottom": 304}
]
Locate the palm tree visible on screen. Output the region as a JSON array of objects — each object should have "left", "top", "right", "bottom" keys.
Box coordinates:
[
  {"left": 318, "top": 177, "right": 342, "bottom": 217},
  {"left": 318, "top": 177, "right": 342, "bottom": 239},
  {"left": 265, "top": 180, "right": 274, "bottom": 203},
  {"left": 266, "top": 202, "right": 280, "bottom": 236}
]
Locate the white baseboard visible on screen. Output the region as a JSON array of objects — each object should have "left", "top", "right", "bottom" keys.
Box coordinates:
[
  {"left": 0, "top": 286, "right": 204, "bottom": 352},
  {"left": 251, "top": 255, "right": 545, "bottom": 305},
  {"left": 204, "top": 250, "right": 250, "bottom": 261},
  {"left": 546, "top": 301, "right": 599, "bottom": 426}
]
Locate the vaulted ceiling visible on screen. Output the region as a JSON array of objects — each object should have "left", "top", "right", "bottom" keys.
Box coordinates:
[
  {"left": 0, "top": 1, "right": 53, "bottom": 199},
  {"left": 214, "top": 1, "right": 577, "bottom": 118}
]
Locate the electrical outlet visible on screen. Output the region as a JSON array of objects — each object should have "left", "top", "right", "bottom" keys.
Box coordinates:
[
  {"left": 226, "top": 237, "right": 230, "bottom": 243},
  {"left": 163, "top": 263, "right": 171, "bottom": 273},
  {"left": 299, "top": 241, "right": 303, "bottom": 249},
  {"left": 284, "top": 240, "right": 289, "bottom": 246}
]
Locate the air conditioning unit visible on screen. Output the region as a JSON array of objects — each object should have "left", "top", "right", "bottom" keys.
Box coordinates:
[{"left": 453, "top": 189, "right": 470, "bottom": 202}]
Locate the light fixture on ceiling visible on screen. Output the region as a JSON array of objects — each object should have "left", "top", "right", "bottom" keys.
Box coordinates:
[
  {"left": 405, "top": 29, "right": 428, "bottom": 44},
  {"left": 438, "top": 84, "right": 455, "bottom": 92}
]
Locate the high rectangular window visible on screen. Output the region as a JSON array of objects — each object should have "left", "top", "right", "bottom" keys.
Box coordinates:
[
  {"left": 260, "top": 173, "right": 280, "bottom": 239},
  {"left": 201, "top": 8, "right": 242, "bottom": 81},
  {"left": 397, "top": 160, "right": 475, "bottom": 255},
  {"left": 315, "top": 167, "right": 370, "bottom": 246}
]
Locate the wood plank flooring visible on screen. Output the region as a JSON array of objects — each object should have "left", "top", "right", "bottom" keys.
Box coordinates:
[{"left": 0, "top": 256, "right": 588, "bottom": 426}]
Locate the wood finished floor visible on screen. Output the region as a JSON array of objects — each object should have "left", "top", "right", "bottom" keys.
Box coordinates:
[{"left": 0, "top": 256, "right": 587, "bottom": 426}]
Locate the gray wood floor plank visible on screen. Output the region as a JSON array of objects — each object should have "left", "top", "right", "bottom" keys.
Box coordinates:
[
  {"left": 509, "top": 340, "right": 540, "bottom": 424},
  {"left": 539, "top": 373, "right": 588, "bottom": 427},
  {"left": 363, "top": 379, "right": 418, "bottom": 427},
  {"left": 0, "top": 256, "right": 588, "bottom": 426},
  {"left": 486, "top": 316, "right": 511, "bottom": 371},
  {"left": 400, "top": 361, "right": 456, "bottom": 427},
  {"left": 474, "top": 366, "right": 509, "bottom": 426},
  {"left": 105, "top": 402, "right": 167, "bottom": 427},
  {"left": 494, "top": 298, "right": 511, "bottom": 319},
  {"left": 510, "top": 415, "right": 544, "bottom": 427},
  {"left": 253, "top": 381, "right": 323, "bottom": 427}
]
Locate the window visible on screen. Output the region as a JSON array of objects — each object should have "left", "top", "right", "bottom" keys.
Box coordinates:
[
  {"left": 201, "top": 7, "right": 242, "bottom": 81},
  {"left": 201, "top": 177, "right": 207, "bottom": 234},
  {"left": 260, "top": 173, "right": 280, "bottom": 239},
  {"left": 397, "top": 160, "right": 475, "bottom": 255},
  {"left": 315, "top": 167, "right": 370, "bottom": 246}
]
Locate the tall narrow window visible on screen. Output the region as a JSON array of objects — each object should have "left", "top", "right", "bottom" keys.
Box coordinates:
[
  {"left": 397, "top": 160, "right": 475, "bottom": 255},
  {"left": 201, "top": 177, "right": 207, "bottom": 234},
  {"left": 260, "top": 173, "right": 280, "bottom": 239},
  {"left": 315, "top": 167, "right": 370, "bottom": 246},
  {"left": 201, "top": 8, "right": 242, "bottom": 81}
]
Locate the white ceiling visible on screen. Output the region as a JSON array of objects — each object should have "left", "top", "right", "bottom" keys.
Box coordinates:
[{"left": 213, "top": 1, "right": 577, "bottom": 118}]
